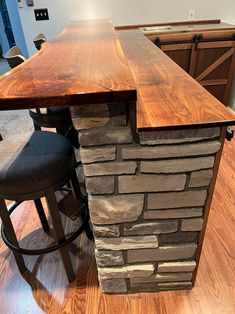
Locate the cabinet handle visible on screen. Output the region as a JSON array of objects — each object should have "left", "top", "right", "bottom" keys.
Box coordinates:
[{"left": 226, "top": 127, "right": 234, "bottom": 141}]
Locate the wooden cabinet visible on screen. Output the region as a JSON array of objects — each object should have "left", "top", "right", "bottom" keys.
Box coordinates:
[
  {"left": 141, "top": 22, "right": 235, "bottom": 106},
  {"left": 117, "top": 20, "right": 235, "bottom": 106}
]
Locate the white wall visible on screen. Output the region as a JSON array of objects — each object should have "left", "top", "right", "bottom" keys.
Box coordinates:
[
  {"left": 18, "top": 0, "right": 235, "bottom": 56},
  {"left": 0, "top": 13, "right": 9, "bottom": 55},
  {"left": 6, "top": 1, "right": 29, "bottom": 57}
]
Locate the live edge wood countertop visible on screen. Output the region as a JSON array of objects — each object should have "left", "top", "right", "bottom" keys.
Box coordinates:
[
  {"left": 0, "top": 19, "right": 234, "bottom": 132},
  {"left": 0, "top": 20, "right": 136, "bottom": 109}
]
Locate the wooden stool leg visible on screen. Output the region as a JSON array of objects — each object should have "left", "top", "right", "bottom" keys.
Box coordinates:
[
  {"left": 0, "top": 199, "right": 27, "bottom": 274},
  {"left": 33, "top": 122, "right": 41, "bottom": 131},
  {"left": 45, "top": 187, "right": 75, "bottom": 282},
  {"left": 65, "top": 125, "right": 79, "bottom": 148},
  {"left": 34, "top": 199, "right": 50, "bottom": 233},
  {"left": 70, "top": 171, "right": 94, "bottom": 240},
  {"left": 56, "top": 122, "right": 69, "bottom": 136}
]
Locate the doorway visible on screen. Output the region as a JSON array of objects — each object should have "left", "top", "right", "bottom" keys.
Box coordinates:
[{"left": 0, "top": 0, "right": 15, "bottom": 48}]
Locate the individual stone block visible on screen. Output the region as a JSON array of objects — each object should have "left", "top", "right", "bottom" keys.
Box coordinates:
[
  {"left": 130, "top": 282, "right": 159, "bottom": 292},
  {"left": 79, "top": 126, "right": 133, "bottom": 146},
  {"left": 139, "top": 128, "right": 220, "bottom": 145},
  {"left": 122, "top": 141, "right": 221, "bottom": 160},
  {"left": 93, "top": 225, "right": 120, "bottom": 238},
  {"left": 73, "top": 116, "right": 109, "bottom": 131},
  {"left": 159, "top": 232, "right": 198, "bottom": 245},
  {"left": 118, "top": 174, "right": 186, "bottom": 193},
  {"left": 109, "top": 114, "right": 127, "bottom": 126},
  {"left": 157, "top": 281, "right": 192, "bottom": 291},
  {"left": 189, "top": 169, "right": 213, "bottom": 187},
  {"left": 71, "top": 103, "right": 110, "bottom": 130},
  {"left": 127, "top": 244, "right": 197, "bottom": 263},
  {"left": 130, "top": 277, "right": 158, "bottom": 284},
  {"left": 130, "top": 281, "right": 192, "bottom": 292},
  {"left": 140, "top": 157, "right": 214, "bottom": 174},
  {"left": 89, "top": 194, "right": 144, "bottom": 225},
  {"left": 86, "top": 176, "right": 115, "bottom": 194},
  {"left": 181, "top": 218, "right": 203, "bottom": 231},
  {"left": 98, "top": 264, "right": 155, "bottom": 279},
  {"left": 71, "top": 103, "right": 127, "bottom": 130},
  {"left": 144, "top": 208, "right": 203, "bottom": 219},
  {"left": 99, "top": 278, "right": 128, "bottom": 293},
  {"left": 106, "top": 102, "right": 127, "bottom": 126},
  {"left": 95, "top": 236, "right": 158, "bottom": 250},
  {"left": 84, "top": 161, "right": 137, "bottom": 177},
  {"left": 130, "top": 272, "right": 192, "bottom": 283},
  {"left": 158, "top": 261, "right": 196, "bottom": 272},
  {"left": 123, "top": 221, "right": 178, "bottom": 235},
  {"left": 80, "top": 147, "right": 116, "bottom": 164},
  {"left": 148, "top": 190, "right": 207, "bottom": 209},
  {"left": 95, "top": 250, "right": 124, "bottom": 266}
]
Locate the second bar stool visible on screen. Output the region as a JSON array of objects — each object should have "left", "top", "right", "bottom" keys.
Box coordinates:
[
  {"left": 0, "top": 131, "right": 92, "bottom": 282},
  {"left": 33, "top": 33, "right": 46, "bottom": 50}
]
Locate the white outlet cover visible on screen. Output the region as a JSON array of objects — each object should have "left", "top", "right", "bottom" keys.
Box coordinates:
[{"left": 188, "top": 9, "right": 195, "bottom": 20}]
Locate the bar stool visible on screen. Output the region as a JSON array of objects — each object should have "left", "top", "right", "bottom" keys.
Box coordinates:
[
  {"left": 4, "top": 46, "right": 79, "bottom": 147},
  {"left": 33, "top": 33, "right": 46, "bottom": 50},
  {"left": 0, "top": 131, "right": 92, "bottom": 282},
  {"left": 4, "top": 46, "right": 26, "bottom": 68}
]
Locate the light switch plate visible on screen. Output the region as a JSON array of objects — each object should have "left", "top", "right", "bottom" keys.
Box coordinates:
[{"left": 34, "top": 8, "right": 49, "bottom": 21}]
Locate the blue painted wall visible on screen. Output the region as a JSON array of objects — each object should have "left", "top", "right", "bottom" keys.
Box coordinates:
[
  {"left": 5, "top": 0, "right": 28, "bottom": 57},
  {"left": 0, "top": 11, "right": 9, "bottom": 55}
]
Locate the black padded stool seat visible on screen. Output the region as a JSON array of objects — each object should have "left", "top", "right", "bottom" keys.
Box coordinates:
[
  {"left": 0, "top": 131, "right": 75, "bottom": 199},
  {"left": 0, "top": 131, "right": 92, "bottom": 282}
]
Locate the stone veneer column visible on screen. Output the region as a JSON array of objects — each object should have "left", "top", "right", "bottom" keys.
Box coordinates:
[{"left": 73, "top": 103, "right": 222, "bottom": 293}]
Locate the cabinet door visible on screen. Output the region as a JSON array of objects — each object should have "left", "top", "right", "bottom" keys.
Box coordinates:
[
  {"left": 161, "top": 43, "right": 193, "bottom": 73},
  {"left": 160, "top": 40, "right": 235, "bottom": 106},
  {"left": 191, "top": 41, "right": 235, "bottom": 105}
]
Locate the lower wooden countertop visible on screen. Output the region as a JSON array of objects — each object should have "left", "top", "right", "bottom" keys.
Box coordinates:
[{"left": 118, "top": 29, "right": 235, "bottom": 131}]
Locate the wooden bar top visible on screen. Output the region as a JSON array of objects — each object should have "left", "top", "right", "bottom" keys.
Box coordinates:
[
  {"left": 0, "top": 19, "right": 136, "bottom": 110},
  {"left": 0, "top": 19, "right": 234, "bottom": 131},
  {"left": 118, "top": 30, "right": 235, "bottom": 131}
]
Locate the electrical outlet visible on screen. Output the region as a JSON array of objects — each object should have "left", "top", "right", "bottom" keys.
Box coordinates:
[
  {"left": 188, "top": 9, "right": 195, "bottom": 21},
  {"left": 34, "top": 8, "right": 49, "bottom": 21}
]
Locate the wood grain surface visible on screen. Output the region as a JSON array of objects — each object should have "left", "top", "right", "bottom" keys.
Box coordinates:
[
  {"left": 0, "top": 20, "right": 136, "bottom": 110},
  {"left": 146, "top": 29, "right": 235, "bottom": 44},
  {"left": 118, "top": 30, "right": 235, "bottom": 130},
  {"left": 115, "top": 19, "right": 222, "bottom": 30},
  {"left": 140, "top": 22, "right": 235, "bottom": 37},
  {"left": 152, "top": 31, "right": 235, "bottom": 106},
  {"left": 0, "top": 139, "right": 234, "bottom": 314},
  {"left": 0, "top": 19, "right": 234, "bottom": 131}
]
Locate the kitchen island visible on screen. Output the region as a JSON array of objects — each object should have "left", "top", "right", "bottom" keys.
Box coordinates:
[{"left": 0, "top": 19, "right": 235, "bottom": 294}]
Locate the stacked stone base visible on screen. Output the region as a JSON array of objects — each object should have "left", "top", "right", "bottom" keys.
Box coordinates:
[{"left": 75, "top": 103, "right": 221, "bottom": 293}]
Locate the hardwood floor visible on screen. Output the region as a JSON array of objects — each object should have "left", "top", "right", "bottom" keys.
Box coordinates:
[{"left": 0, "top": 139, "right": 234, "bottom": 314}]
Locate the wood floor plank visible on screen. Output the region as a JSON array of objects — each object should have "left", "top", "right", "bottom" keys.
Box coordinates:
[{"left": 0, "top": 140, "right": 234, "bottom": 314}]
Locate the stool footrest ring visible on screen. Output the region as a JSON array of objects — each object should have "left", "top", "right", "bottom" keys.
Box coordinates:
[{"left": 1, "top": 201, "right": 89, "bottom": 256}]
